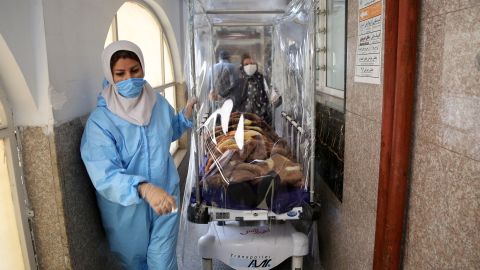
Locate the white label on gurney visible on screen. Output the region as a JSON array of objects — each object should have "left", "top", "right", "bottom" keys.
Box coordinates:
[{"left": 230, "top": 256, "right": 272, "bottom": 268}]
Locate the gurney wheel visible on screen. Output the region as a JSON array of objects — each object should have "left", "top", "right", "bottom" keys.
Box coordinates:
[
  {"left": 291, "top": 256, "right": 303, "bottom": 270},
  {"left": 202, "top": 258, "right": 213, "bottom": 270}
]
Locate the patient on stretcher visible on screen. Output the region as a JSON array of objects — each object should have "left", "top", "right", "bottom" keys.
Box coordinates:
[{"left": 198, "top": 112, "right": 308, "bottom": 213}]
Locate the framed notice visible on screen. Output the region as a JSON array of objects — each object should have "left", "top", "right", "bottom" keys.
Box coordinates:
[{"left": 354, "top": 0, "right": 383, "bottom": 84}]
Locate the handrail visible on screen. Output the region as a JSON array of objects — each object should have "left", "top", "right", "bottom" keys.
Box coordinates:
[{"left": 373, "top": 0, "right": 419, "bottom": 269}]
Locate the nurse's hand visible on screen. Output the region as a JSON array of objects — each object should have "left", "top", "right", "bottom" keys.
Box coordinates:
[
  {"left": 184, "top": 97, "right": 198, "bottom": 120},
  {"left": 138, "top": 183, "right": 177, "bottom": 215}
]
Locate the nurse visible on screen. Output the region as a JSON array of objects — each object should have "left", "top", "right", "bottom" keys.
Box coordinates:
[{"left": 81, "top": 40, "right": 196, "bottom": 269}]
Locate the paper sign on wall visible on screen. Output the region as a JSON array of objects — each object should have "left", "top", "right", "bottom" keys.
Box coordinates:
[{"left": 354, "top": 0, "right": 383, "bottom": 84}]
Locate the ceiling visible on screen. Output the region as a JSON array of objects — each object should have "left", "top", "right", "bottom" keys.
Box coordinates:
[{"left": 194, "top": 0, "right": 294, "bottom": 25}]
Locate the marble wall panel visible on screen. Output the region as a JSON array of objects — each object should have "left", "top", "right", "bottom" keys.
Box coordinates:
[
  {"left": 404, "top": 139, "right": 480, "bottom": 269},
  {"left": 339, "top": 203, "right": 376, "bottom": 270},
  {"left": 316, "top": 111, "right": 380, "bottom": 269},
  {"left": 20, "top": 127, "right": 70, "bottom": 270},
  {"left": 347, "top": 0, "right": 358, "bottom": 38},
  {"left": 316, "top": 181, "right": 344, "bottom": 270},
  {"left": 345, "top": 36, "right": 384, "bottom": 123},
  {"left": 343, "top": 112, "right": 381, "bottom": 209},
  {"left": 316, "top": 178, "right": 377, "bottom": 270},
  {"left": 416, "top": 6, "right": 480, "bottom": 161},
  {"left": 422, "top": 0, "right": 480, "bottom": 18},
  {"left": 405, "top": 3, "right": 480, "bottom": 269},
  {"left": 54, "top": 119, "right": 116, "bottom": 270}
]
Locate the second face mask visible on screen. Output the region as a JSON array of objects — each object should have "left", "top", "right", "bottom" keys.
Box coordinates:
[{"left": 244, "top": 64, "right": 257, "bottom": 76}]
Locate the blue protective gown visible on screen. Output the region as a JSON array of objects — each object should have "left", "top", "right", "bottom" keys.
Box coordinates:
[{"left": 80, "top": 93, "right": 192, "bottom": 270}]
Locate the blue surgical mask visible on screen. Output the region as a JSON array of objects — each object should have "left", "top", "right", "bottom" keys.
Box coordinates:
[{"left": 116, "top": 78, "right": 146, "bottom": 98}]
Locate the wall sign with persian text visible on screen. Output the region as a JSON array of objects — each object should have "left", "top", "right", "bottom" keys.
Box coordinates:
[{"left": 354, "top": 0, "right": 383, "bottom": 84}]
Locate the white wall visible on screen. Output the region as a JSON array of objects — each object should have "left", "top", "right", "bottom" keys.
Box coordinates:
[
  {"left": 146, "top": 0, "right": 185, "bottom": 79},
  {"left": 43, "top": 0, "right": 185, "bottom": 124},
  {"left": 0, "top": 0, "right": 52, "bottom": 126},
  {"left": 0, "top": 0, "right": 185, "bottom": 126}
]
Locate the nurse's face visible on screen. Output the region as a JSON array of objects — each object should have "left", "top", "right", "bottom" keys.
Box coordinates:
[{"left": 112, "top": 57, "right": 144, "bottom": 83}]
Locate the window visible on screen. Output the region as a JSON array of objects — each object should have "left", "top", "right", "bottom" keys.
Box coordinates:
[
  {"left": 326, "top": 0, "right": 346, "bottom": 91},
  {"left": 0, "top": 96, "right": 6, "bottom": 129},
  {"left": 315, "top": 0, "right": 346, "bottom": 110},
  {"left": 314, "top": 0, "right": 347, "bottom": 202},
  {"left": 105, "top": 1, "right": 178, "bottom": 153},
  {"left": 0, "top": 88, "right": 35, "bottom": 269}
]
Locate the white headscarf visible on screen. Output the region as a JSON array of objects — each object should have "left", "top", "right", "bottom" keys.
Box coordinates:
[{"left": 101, "top": 40, "right": 157, "bottom": 126}]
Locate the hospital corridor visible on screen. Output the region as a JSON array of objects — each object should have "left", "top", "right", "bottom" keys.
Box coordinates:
[{"left": 0, "top": 0, "right": 479, "bottom": 269}]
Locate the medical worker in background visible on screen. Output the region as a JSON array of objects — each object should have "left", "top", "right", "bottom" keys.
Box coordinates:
[
  {"left": 208, "top": 50, "right": 239, "bottom": 106},
  {"left": 81, "top": 40, "right": 196, "bottom": 269}
]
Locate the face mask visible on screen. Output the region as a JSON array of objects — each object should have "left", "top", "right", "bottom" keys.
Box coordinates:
[
  {"left": 243, "top": 64, "right": 257, "bottom": 76},
  {"left": 116, "top": 78, "right": 146, "bottom": 98}
]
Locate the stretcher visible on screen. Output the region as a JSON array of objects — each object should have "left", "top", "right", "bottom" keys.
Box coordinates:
[{"left": 180, "top": 0, "right": 320, "bottom": 269}]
